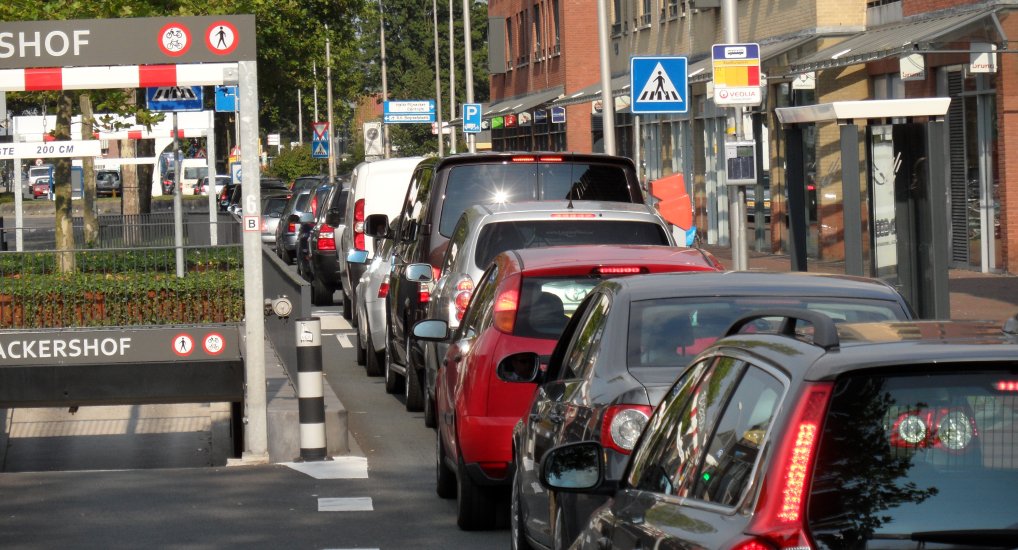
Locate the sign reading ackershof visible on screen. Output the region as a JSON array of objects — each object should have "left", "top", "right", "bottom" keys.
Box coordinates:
[
  {"left": 384, "top": 100, "right": 436, "bottom": 124},
  {"left": 711, "top": 43, "right": 762, "bottom": 106},
  {"left": 0, "top": 15, "right": 256, "bottom": 70},
  {"left": 0, "top": 140, "right": 101, "bottom": 160},
  {"left": 146, "top": 85, "right": 203, "bottom": 111},
  {"left": 631, "top": 56, "right": 688, "bottom": 114},
  {"left": 462, "top": 103, "right": 482, "bottom": 133}
]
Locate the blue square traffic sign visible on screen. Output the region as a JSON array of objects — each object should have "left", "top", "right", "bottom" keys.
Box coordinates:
[
  {"left": 630, "top": 57, "right": 688, "bottom": 114},
  {"left": 462, "top": 103, "right": 482, "bottom": 133},
  {"left": 215, "top": 86, "right": 238, "bottom": 112}
]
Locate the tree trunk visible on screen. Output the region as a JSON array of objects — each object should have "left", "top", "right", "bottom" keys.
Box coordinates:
[
  {"left": 135, "top": 89, "right": 154, "bottom": 214},
  {"left": 54, "top": 91, "right": 76, "bottom": 274},
  {"left": 79, "top": 93, "right": 99, "bottom": 248},
  {"left": 121, "top": 89, "right": 140, "bottom": 217}
]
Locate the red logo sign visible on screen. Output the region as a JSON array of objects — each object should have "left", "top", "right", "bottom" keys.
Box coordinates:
[
  {"left": 158, "top": 23, "right": 192, "bottom": 57},
  {"left": 206, "top": 21, "right": 239, "bottom": 55},
  {"left": 172, "top": 334, "right": 194, "bottom": 356}
]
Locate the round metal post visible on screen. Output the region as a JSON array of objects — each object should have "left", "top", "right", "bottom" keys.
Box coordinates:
[{"left": 295, "top": 317, "right": 327, "bottom": 461}]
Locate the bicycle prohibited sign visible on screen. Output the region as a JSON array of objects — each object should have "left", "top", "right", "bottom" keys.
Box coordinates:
[
  {"left": 203, "top": 333, "right": 225, "bottom": 355},
  {"left": 172, "top": 334, "right": 195, "bottom": 356},
  {"left": 158, "top": 23, "right": 191, "bottom": 57}
]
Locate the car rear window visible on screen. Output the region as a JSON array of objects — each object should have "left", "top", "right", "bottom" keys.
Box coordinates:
[
  {"left": 514, "top": 276, "right": 603, "bottom": 339},
  {"left": 439, "top": 162, "right": 637, "bottom": 236},
  {"left": 808, "top": 370, "right": 1018, "bottom": 548},
  {"left": 627, "top": 297, "right": 909, "bottom": 368},
  {"left": 263, "top": 197, "right": 288, "bottom": 216},
  {"left": 473, "top": 220, "right": 669, "bottom": 269},
  {"left": 295, "top": 191, "right": 313, "bottom": 211},
  {"left": 184, "top": 166, "right": 207, "bottom": 180}
]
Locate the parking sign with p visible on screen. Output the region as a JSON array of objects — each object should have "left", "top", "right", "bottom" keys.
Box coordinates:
[{"left": 463, "top": 103, "right": 482, "bottom": 134}]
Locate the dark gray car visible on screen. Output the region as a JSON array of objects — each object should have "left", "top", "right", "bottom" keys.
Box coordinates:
[{"left": 274, "top": 188, "right": 315, "bottom": 264}]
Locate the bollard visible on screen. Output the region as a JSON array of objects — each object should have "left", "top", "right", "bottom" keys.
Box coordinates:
[{"left": 295, "top": 317, "right": 328, "bottom": 461}]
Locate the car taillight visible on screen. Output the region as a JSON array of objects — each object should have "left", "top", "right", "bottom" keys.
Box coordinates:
[
  {"left": 594, "top": 266, "right": 646, "bottom": 275},
  {"left": 287, "top": 222, "right": 296, "bottom": 233},
  {"left": 317, "top": 224, "right": 336, "bottom": 251},
  {"left": 511, "top": 155, "right": 536, "bottom": 162},
  {"left": 493, "top": 287, "right": 519, "bottom": 333},
  {"left": 600, "top": 405, "right": 653, "bottom": 454},
  {"left": 550, "top": 213, "right": 597, "bottom": 218},
  {"left": 310, "top": 194, "right": 319, "bottom": 216},
  {"left": 996, "top": 380, "right": 1018, "bottom": 391},
  {"left": 890, "top": 407, "right": 978, "bottom": 451},
  {"left": 539, "top": 155, "right": 563, "bottom": 162},
  {"left": 453, "top": 278, "right": 474, "bottom": 322},
  {"left": 378, "top": 277, "right": 390, "bottom": 298},
  {"left": 353, "top": 199, "right": 365, "bottom": 251},
  {"left": 739, "top": 382, "right": 832, "bottom": 550}
]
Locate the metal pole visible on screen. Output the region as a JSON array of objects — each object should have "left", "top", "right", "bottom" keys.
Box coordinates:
[
  {"left": 722, "top": 0, "right": 747, "bottom": 270},
  {"left": 298, "top": 89, "right": 303, "bottom": 145},
  {"left": 207, "top": 109, "right": 218, "bottom": 246},
  {"left": 239, "top": 59, "right": 268, "bottom": 462},
  {"left": 433, "top": 0, "right": 445, "bottom": 157},
  {"left": 172, "top": 112, "right": 185, "bottom": 278},
  {"left": 296, "top": 317, "right": 328, "bottom": 461},
  {"left": 326, "top": 30, "right": 336, "bottom": 185},
  {"left": 462, "top": 0, "right": 475, "bottom": 153},
  {"left": 596, "top": 0, "right": 615, "bottom": 155},
  {"left": 13, "top": 157, "right": 22, "bottom": 252},
  {"left": 313, "top": 61, "right": 319, "bottom": 122},
  {"left": 634, "top": 115, "right": 642, "bottom": 190},
  {"left": 448, "top": 0, "right": 457, "bottom": 154},
  {"left": 380, "top": 0, "right": 391, "bottom": 159}
]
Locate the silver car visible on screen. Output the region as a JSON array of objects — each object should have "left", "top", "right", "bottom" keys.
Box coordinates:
[
  {"left": 352, "top": 235, "right": 395, "bottom": 376},
  {"left": 417, "top": 200, "right": 677, "bottom": 425},
  {"left": 260, "top": 194, "right": 290, "bottom": 244}
]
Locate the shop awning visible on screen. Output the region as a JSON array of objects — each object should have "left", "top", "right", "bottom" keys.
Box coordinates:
[
  {"left": 550, "top": 75, "right": 631, "bottom": 108},
  {"left": 775, "top": 98, "right": 951, "bottom": 124},
  {"left": 483, "top": 86, "right": 564, "bottom": 118},
  {"left": 790, "top": 8, "right": 1004, "bottom": 73}
]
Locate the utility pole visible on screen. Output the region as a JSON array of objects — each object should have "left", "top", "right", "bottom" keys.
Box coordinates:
[
  {"left": 462, "top": 0, "right": 475, "bottom": 153},
  {"left": 596, "top": 0, "right": 615, "bottom": 155},
  {"left": 313, "top": 61, "right": 319, "bottom": 122},
  {"left": 326, "top": 28, "right": 336, "bottom": 185},
  {"left": 448, "top": 0, "right": 457, "bottom": 154},
  {"left": 380, "top": 0, "right": 391, "bottom": 159},
  {"left": 298, "top": 89, "right": 303, "bottom": 145},
  {"left": 722, "top": 0, "right": 748, "bottom": 270},
  {"left": 433, "top": 0, "right": 445, "bottom": 156}
]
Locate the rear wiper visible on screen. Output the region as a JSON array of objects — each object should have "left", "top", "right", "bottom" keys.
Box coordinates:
[{"left": 910, "top": 529, "right": 1018, "bottom": 547}]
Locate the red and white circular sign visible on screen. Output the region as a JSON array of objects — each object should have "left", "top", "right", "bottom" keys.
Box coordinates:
[
  {"left": 206, "top": 21, "right": 239, "bottom": 55},
  {"left": 172, "top": 334, "right": 195, "bottom": 357},
  {"left": 203, "top": 333, "right": 225, "bottom": 355},
  {"left": 159, "top": 23, "right": 192, "bottom": 57}
]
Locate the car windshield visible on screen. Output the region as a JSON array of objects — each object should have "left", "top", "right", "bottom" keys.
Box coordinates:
[
  {"left": 439, "top": 162, "right": 635, "bottom": 236},
  {"left": 808, "top": 370, "right": 1018, "bottom": 548},
  {"left": 514, "top": 276, "right": 603, "bottom": 339},
  {"left": 184, "top": 167, "right": 207, "bottom": 180},
  {"left": 627, "top": 297, "right": 909, "bottom": 368},
  {"left": 473, "top": 220, "right": 669, "bottom": 269}
]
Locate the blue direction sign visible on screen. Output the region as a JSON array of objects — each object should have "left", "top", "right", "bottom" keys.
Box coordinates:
[
  {"left": 384, "top": 100, "right": 436, "bottom": 124},
  {"left": 462, "top": 103, "right": 482, "bottom": 133},
  {"left": 215, "top": 85, "right": 238, "bottom": 112},
  {"left": 630, "top": 56, "right": 688, "bottom": 114},
  {"left": 311, "top": 121, "right": 330, "bottom": 159},
  {"left": 146, "top": 86, "right": 203, "bottom": 112}
]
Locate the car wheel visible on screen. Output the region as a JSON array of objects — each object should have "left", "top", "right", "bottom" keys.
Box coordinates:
[
  {"left": 457, "top": 461, "right": 499, "bottom": 530},
  {"left": 365, "top": 333, "right": 384, "bottom": 377},
  {"left": 383, "top": 342, "right": 404, "bottom": 394},
  {"left": 511, "top": 465, "right": 533, "bottom": 550},
  {"left": 342, "top": 291, "right": 352, "bottom": 320},
  {"left": 404, "top": 362, "right": 423, "bottom": 412},
  {"left": 311, "top": 277, "right": 333, "bottom": 306},
  {"left": 355, "top": 325, "right": 366, "bottom": 366},
  {"left": 436, "top": 427, "right": 456, "bottom": 499},
  {"left": 423, "top": 386, "right": 437, "bottom": 428},
  {"left": 280, "top": 248, "right": 293, "bottom": 265}
]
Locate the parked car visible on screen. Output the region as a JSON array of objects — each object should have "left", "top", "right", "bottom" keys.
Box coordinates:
[
  {"left": 352, "top": 231, "right": 396, "bottom": 374},
  {"left": 291, "top": 174, "right": 328, "bottom": 193},
  {"left": 32, "top": 178, "right": 51, "bottom": 199},
  {"left": 415, "top": 200, "right": 686, "bottom": 421},
  {"left": 544, "top": 313, "right": 1018, "bottom": 550},
  {"left": 338, "top": 157, "right": 424, "bottom": 320},
  {"left": 366, "top": 153, "right": 647, "bottom": 424},
  {"left": 410, "top": 245, "right": 723, "bottom": 530},
  {"left": 196, "top": 175, "right": 231, "bottom": 196},
  {"left": 260, "top": 194, "right": 292, "bottom": 245},
  {"left": 307, "top": 184, "right": 352, "bottom": 305},
  {"left": 501, "top": 270, "right": 915, "bottom": 549},
  {"left": 274, "top": 186, "right": 318, "bottom": 264},
  {"left": 178, "top": 158, "right": 208, "bottom": 195},
  {"left": 162, "top": 171, "right": 176, "bottom": 195},
  {"left": 95, "top": 170, "right": 122, "bottom": 197},
  {"left": 296, "top": 183, "right": 335, "bottom": 280},
  {"left": 225, "top": 178, "right": 290, "bottom": 216}
]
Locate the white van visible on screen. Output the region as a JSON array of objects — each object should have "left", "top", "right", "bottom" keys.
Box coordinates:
[
  {"left": 338, "top": 157, "right": 424, "bottom": 315},
  {"left": 179, "top": 159, "right": 209, "bottom": 195}
]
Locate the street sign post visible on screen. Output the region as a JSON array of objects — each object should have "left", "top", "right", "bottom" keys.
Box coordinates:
[
  {"left": 630, "top": 56, "right": 689, "bottom": 114},
  {"left": 711, "top": 43, "right": 762, "bottom": 106},
  {"left": 311, "top": 121, "right": 329, "bottom": 159},
  {"left": 383, "top": 100, "right": 436, "bottom": 124},
  {"left": 462, "top": 103, "right": 482, "bottom": 133}
]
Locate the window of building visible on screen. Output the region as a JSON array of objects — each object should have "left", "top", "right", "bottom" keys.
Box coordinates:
[
  {"left": 506, "top": 17, "right": 514, "bottom": 70},
  {"left": 533, "top": 4, "right": 542, "bottom": 59},
  {"left": 612, "top": 0, "right": 623, "bottom": 35},
  {"left": 518, "top": 11, "right": 529, "bottom": 65},
  {"left": 551, "top": 0, "right": 561, "bottom": 54},
  {"left": 641, "top": 0, "right": 652, "bottom": 27}
]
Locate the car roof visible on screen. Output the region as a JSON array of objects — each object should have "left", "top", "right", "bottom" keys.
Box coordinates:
[
  {"left": 609, "top": 271, "right": 908, "bottom": 302},
  {"left": 498, "top": 245, "right": 720, "bottom": 274}
]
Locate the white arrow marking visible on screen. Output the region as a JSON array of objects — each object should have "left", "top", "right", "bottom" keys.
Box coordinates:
[{"left": 335, "top": 333, "right": 354, "bottom": 348}]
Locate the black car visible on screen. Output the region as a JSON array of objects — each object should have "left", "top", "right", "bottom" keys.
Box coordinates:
[
  {"left": 292, "top": 174, "right": 328, "bottom": 193},
  {"left": 365, "top": 152, "right": 647, "bottom": 410},
  {"left": 296, "top": 183, "right": 335, "bottom": 281},
  {"left": 308, "top": 184, "right": 351, "bottom": 305},
  {"left": 224, "top": 177, "right": 290, "bottom": 215},
  {"left": 502, "top": 271, "right": 915, "bottom": 550},
  {"left": 541, "top": 312, "right": 1018, "bottom": 550}
]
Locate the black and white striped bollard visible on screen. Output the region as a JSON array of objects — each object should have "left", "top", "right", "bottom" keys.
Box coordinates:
[{"left": 296, "top": 317, "right": 327, "bottom": 461}]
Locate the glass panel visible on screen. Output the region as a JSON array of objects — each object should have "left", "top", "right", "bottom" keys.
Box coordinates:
[
  {"left": 870, "top": 125, "right": 898, "bottom": 283},
  {"left": 965, "top": 95, "right": 982, "bottom": 267}
]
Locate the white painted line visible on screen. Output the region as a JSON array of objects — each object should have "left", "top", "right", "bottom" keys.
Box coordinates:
[
  {"left": 284, "top": 456, "right": 368, "bottom": 479},
  {"left": 335, "top": 333, "right": 354, "bottom": 348},
  {"left": 318, "top": 497, "right": 373, "bottom": 512},
  {"left": 319, "top": 315, "right": 352, "bottom": 331}
]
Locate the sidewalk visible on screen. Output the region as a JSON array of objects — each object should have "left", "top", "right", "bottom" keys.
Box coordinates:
[{"left": 703, "top": 245, "right": 1018, "bottom": 324}]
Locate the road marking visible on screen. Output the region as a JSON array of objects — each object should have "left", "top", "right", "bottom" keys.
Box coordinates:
[
  {"left": 318, "top": 315, "right": 352, "bottom": 331},
  {"left": 335, "top": 333, "right": 354, "bottom": 348},
  {"left": 284, "top": 456, "right": 368, "bottom": 479},
  {"left": 318, "top": 497, "right": 373, "bottom": 512}
]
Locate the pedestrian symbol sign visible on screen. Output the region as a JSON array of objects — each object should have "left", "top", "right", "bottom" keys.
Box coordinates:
[
  {"left": 631, "top": 56, "right": 688, "bottom": 114},
  {"left": 311, "top": 121, "right": 329, "bottom": 159},
  {"left": 312, "top": 141, "right": 328, "bottom": 158}
]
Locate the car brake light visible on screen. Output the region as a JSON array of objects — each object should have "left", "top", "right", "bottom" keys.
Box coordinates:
[
  {"left": 741, "top": 382, "right": 833, "bottom": 550},
  {"left": 287, "top": 222, "right": 296, "bottom": 233},
  {"left": 354, "top": 199, "right": 365, "bottom": 251},
  {"left": 600, "top": 405, "right": 653, "bottom": 454},
  {"left": 550, "top": 213, "right": 597, "bottom": 218},
  {"left": 996, "top": 380, "right": 1018, "bottom": 391},
  {"left": 310, "top": 194, "right": 319, "bottom": 216},
  {"left": 493, "top": 287, "right": 519, "bottom": 333},
  {"left": 539, "top": 155, "right": 563, "bottom": 162},
  {"left": 378, "top": 277, "right": 390, "bottom": 298},
  {"left": 317, "top": 224, "right": 336, "bottom": 251},
  {"left": 419, "top": 286, "right": 431, "bottom": 303},
  {"left": 594, "top": 266, "right": 646, "bottom": 275},
  {"left": 453, "top": 278, "right": 474, "bottom": 322}
]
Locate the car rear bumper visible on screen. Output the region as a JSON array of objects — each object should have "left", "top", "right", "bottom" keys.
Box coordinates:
[{"left": 458, "top": 415, "right": 515, "bottom": 482}]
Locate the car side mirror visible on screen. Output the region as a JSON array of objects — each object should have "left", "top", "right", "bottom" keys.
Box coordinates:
[
  {"left": 364, "top": 214, "right": 390, "bottom": 238},
  {"left": 347, "top": 250, "right": 369, "bottom": 264},
  {"left": 412, "top": 319, "right": 450, "bottom": 342},
  {"left": 540, "top": 442, "right": 613, "bottom": 494},
  {"left": 405, "top": 263, "right": 434, "bottom": 283},
  {"left": 496, "top": 352, "right": 542, "bottom": 384},
  {"left": 325, "top": 208, "right": 342, "bottom": 227}
]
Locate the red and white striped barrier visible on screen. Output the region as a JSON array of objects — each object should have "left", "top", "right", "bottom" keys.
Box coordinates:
[
  {"left": 0, "top": 63, "right": 235, "bottom": 92},
  {"left": 98, "top": 128, "right": 208, "bottom": 140}
]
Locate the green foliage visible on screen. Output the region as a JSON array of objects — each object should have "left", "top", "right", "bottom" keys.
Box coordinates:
[{"left": 267, "top": 144, "right": 321, "bottom": 183}]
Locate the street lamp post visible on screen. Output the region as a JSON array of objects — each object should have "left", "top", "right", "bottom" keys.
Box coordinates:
[
  {"left": 380, "top": 0, "right": 390, "bottom": 159},
  {"left": 462, "top": 0, "right": 475, "bottom": 153},
  {"left": 433, "top": 0, "right": 444, "bottom": 156}
]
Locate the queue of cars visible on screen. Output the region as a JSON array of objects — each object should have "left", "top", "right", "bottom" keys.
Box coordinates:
[{"left": 332, "top": 152, "right": 1017, "bottom": 549}]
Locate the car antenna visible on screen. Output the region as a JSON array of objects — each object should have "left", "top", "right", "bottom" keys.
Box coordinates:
[{"left": 567, "top": 186, "right": 575, "bottom": 209}]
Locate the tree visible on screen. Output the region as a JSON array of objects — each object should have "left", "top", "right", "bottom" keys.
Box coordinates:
[{"left": 266, "top": 144, "right": 320, "bottom": 183}]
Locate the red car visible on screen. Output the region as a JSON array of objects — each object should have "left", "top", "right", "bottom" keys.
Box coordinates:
[{"left": 412, "top": 245, "right": 723, "bottom": 530}]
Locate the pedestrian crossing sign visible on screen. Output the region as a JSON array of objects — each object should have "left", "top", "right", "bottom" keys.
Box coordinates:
[{"left": 630, "top": 56, "right": 688, "bottom": 114}]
